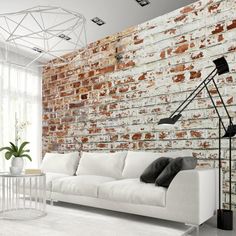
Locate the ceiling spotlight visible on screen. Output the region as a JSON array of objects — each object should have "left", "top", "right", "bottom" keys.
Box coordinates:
[
  {"left": 135, "top": 0, "right": 150, "bottom": 7},
  {"left": 91, "top": 17, "right": 105, "bottom": 26},
  {"left": 32, "top": 47, "right": 43, "bottom": 53},
  {"left": 58, "top": 34, "right": 71, "bottom": 41}
]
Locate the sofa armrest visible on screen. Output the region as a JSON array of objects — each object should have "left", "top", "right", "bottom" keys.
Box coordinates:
[{"left": 166, "top": 168, "right": 217, "bottom": 225}]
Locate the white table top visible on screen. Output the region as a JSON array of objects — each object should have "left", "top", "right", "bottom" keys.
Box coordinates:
[{"left": 0, "top": 172, "right": 45, "bottom": 177}]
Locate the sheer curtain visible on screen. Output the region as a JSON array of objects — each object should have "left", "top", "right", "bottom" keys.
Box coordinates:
[{"left": 0, "top": 55, "right": 42, "bottom": 172}]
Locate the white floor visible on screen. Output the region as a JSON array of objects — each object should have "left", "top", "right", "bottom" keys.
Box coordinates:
[{"left": 0, "top": 202, "right": 235, "bottom": 236}]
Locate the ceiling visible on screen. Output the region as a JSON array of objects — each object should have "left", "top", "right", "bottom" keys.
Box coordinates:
[{"left": 0, "top": 0, "right": 197, "bottom": 65}]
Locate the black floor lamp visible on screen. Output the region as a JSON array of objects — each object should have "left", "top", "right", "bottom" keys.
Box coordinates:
[{"left": 158, "top": 57, "right": 236, "bottom": 230}]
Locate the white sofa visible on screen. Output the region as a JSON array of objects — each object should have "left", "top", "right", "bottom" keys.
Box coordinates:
[{"left": 41, "top": 151, "right": 217, "bottom": 226}]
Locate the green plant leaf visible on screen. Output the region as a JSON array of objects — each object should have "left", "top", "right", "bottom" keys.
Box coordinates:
[
  {"left": 5, "top": 151, "right": 13, "bottom": 160},
  {"left": 18, "top": 142, "right": 30, "bottom": 156},
  {"left": 21, "top": 154, "right": 32, "bottom": 162},
  {"left": 0, "top": 147, "right": 13, "bottom": 152},
  {"left": 21, "top": 149, "right": 30, "bottom": 154},
  {"left": 12, "top": 152, "right": 19, "bottom": 157},
  {"left": 9, "top": 142, "right": 18, "bottom": 152}
]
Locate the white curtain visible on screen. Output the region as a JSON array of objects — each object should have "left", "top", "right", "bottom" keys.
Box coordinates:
[{"left": 0, "top": 54, "right": 42, "bottom": 172}]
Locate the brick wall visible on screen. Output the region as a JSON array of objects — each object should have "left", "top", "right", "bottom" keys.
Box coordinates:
[{"left": 42, "top": 0, "right": 236, "bottom": 209}]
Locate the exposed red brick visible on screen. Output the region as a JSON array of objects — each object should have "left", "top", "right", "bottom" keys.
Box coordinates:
[
  {"left": 228, "top": 46, "right": 236, "bottom": 52},
  {"left": 51, "top": 75, "right": 57, "bottom": 81},
  {"left": 101, "top": 44, "right": 109, "bottom": 51},
  {"left": 159, "top": 132, "right": 167, "bottom": 140},
  {"left": 88, "top": 128, "right": 102, "bottom": 134},
  {"left": 212, "top": 24, "right": 224, "bottom": 34},
  {"left": 49, "top": 125, "right": 56, "bottom": 131},
  {"left": 82, "top": 79, "right": 90, "bottom": 86},
  {"left": 97, "top": 143, "right": 107, "bottom": 148},
  {"left": 181, "top": 6, "right": 195, "bottom": 14},
  {"left": 69, "top": 102, "right": 84, "bottom": 109},
  {"left": 175, "top": 36, "right": 187, "bottom": 45},
  {"left": 200, "top": 141, "right": 210, "bottom": 149},
  {"left": 56, "top": 131, "right": 67, "bottom": 137},
  {"left": 170, "top": 65, "right": 183, "bottom": 73},
  {"left": 76, "top": 87, "right": 91, "bottom": 94},
  {"left": 174, "top": 44, "right": 189, "bottom": 54},
  {"left": 81, "top": 94, "right": 88, "bottom": 100},
  {"left": 99, "top": 65, "right": 115, "bottom": 74},
  {"left": 115, "top": 143, "right": 129, "bottom": 149},
  {"left": 209, "top": 88, "right": 217, "bottom": 95},
  {"left": 138, "top": 73, "right": 147, "bottom": 80},
  {"left": 227, "top": 20, "right": 236, "bottom": 30},
  {"left": 134, "top": 39, "right": 144, "bottom": 45},
  {"left": 191, "top": 52, "right": 203, "bottom": 60},
  {"left": 226, "top": 76, "right": 233, "bottom": 83},
  {"left": 218, "top": 34, "right": 224, "bottom": 42},
  {"left": 190, "top": 71, "right": 201, "bottom": 79},
  {"left": 190, "top": 131, "right": 202, "bottom": 138},
  {"left": 167, "top": 48, "right": 173, "bottom": 55},
  {"left": 121, "top": 134, "right": 130, "bottom": 140},
  {"left": 73, "top": 82, "right": 81, "bottom": 88},
  {"left": 164, "top": 28, "right": 176, "bottom": 35},
  {"left": 160, "top": 50, "right": 166, "bottom": 59},
  {"left": 145, "top": 133, "right": 155, "bottom": 140},
  {"left": 174, "top": 15, "right": 187, "bottom": 22},
  {"left": 208, "top": 3, "right": 220, "bottom": 13},
  {"left": 110, "top": 135, "right": 118, "bottom": 142},
  {"left": 42, "top": 127, "right": 49, "bottom": 135},
  {"left": 61, "top": 117, "right": 75, "bottom": 123},
  {"left": 227, "top": 96, "right": 233, "bottom": 104},
  {"left": 59, "top": 72, "right": 65, "bottom": 79},
  {"left": 132, "top": 133, "right": 142, "bottom": 140},
  {"left": 119, "top": 86, "right": 129, "bottom": 93},
  {"left": 176, "top": 131, "right": 187, "bottom": 138},
  {"left": 93, "top": 82, "right": 105, "bottom": 90},
  {"left": 81, "top": 137, "right": 89, "bottom": 143},
  {"left": 172, "top": 74, "right": 185, "bottom": 82},
  {"left": 60, "top": 90, "right": 74, "bottom": 97}
]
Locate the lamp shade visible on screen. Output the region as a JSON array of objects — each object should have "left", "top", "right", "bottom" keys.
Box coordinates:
[
  {"left": 213, "top": 57, "right": 229, "bottom": 75},
  {"left": 158, "top": 114, "right": 182, "bottom": 125},
  {"left": 222, "top": 124, "right": 236, "bottom": 138}
]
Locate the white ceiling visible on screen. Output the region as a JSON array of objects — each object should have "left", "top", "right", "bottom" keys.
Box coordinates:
[{"left": 0, "top": 0, "right": 197, "bottom": 65}]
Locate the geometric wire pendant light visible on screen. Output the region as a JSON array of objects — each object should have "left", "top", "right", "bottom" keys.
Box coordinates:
[{"left": 0, "top": 6, "right": 87, "bottom": 68}]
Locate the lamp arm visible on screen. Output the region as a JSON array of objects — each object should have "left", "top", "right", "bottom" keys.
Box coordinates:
[
  {"left": 170, "top": 69, "right": 217, "bottom": 118},
  {"left": 211, "top": 78, "right": 233, "bottom": 124},
  {"left": 203, "top": 81, "right": 227, "bottom": 132}
]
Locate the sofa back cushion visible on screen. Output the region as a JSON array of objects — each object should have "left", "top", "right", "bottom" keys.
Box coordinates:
[
  {"left": 76, "top": 152, "right": 127, "bottom": 179},
  {"left": 122, "top": 150, "right": 193, "bottom": 179},
  {"left": 122, "top": 151, "right": 161, "bottom": 179},
  {"left": 41, "top": 152, "right": 80, "bottom": 175}
]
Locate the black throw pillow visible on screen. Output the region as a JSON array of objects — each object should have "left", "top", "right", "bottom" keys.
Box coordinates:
[
  {"left": 140, "top": 157, "right": 171, "bottom": 183},
  {"left": 155, "top": 156, "right": 197, "bottom": 188}
]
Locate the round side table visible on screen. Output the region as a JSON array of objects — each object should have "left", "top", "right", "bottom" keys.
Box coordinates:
[{"left": 0, "top": 172, "right": 47, "bottom": 220}]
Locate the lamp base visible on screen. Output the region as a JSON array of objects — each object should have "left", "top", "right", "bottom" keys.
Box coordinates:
[{"left": 217, "top": 209, "right": 233, "bottom": 230}]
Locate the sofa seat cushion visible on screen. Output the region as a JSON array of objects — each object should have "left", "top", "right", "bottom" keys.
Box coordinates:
[
  {"left": 98, "top": 179, "right": 167, "bottom": 207},
  {"left": 52, "top": 175, "right": 115, "bottom": 198},
  {"left": 20, "top": 172, "right": 69, "bottom": 191}
]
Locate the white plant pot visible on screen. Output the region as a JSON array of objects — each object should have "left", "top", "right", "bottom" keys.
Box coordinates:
[{"left": 11, "top": 157, "right": 24, "bottom": 174}]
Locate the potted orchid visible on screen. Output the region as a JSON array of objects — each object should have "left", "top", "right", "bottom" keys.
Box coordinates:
[
  {"left": 0, "top": 114, "right": 32, "bottom": 175},
  {"left": 0, "top": 142, "right": 32, "bottom": 174}
]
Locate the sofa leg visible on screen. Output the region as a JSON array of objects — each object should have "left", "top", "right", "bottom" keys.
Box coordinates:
[{"left": 184, "top": 224, "right": 200, "bottom": 236}]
